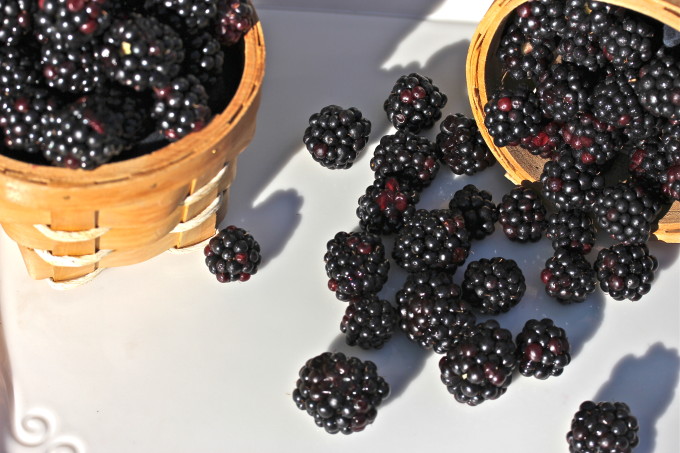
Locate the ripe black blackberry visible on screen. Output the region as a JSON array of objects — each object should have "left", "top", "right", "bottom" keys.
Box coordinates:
[
  {"left": 145, "top": 0, "right": 217, "bottom": 30},
  {"left": 536, "top": 63, "right": 593, "bottom": 123},
  {"left": 540, "top": 149, "right": 605, "bottom": 211},
  {"left": 1, "top": 87, "right": 61, "bottom": 154},
  {"left": 34, "top": 0, "right": 112, "bottom": 48},
  {"left": 98, "top": 84, "right": 154, "bottom": 144},
  {"left": 520, "top": 121, "right": 563, "bottom": 159},
  {"left": 635, "top": 51, "right": 680, "bottom": 121},
  {"left": 369, "top": 131, "right": 438, "bottom": 190},
  {"left": 340, "top": 295, "right": 397, "bottom": 350},
  {"left": 592, "top": 181, "right": 662, "bottom": 244},
  {"left": 151, "top": 74, "right": 211, "bottom": 141},
  {"left": 658, "top": 124, "right": 680, "bottom": 201},
  {"left": 545, "top": 209, "right": 596, "bottom": 254},
  {"left": 439, "top": 319, "right": 517, "bottom": 406},
  {"left": 324, "top": 231, "right": 390, "bottom": 302},
  {"left": 182, "top": 29, "right": 224, "bottom": 88},
  {"left": 214, "top": 0, "right": 256, "bottom": 47},
  {"left": 560, "top": 113, "right": 623, "bottom": 168},
  {"left": 541, "top": 247, "right": 597, "bottom": 303},
  {"left": 563, "top": 0, "right": 624, "bottom": 37},
  {"left": 292, "top": 352, "right": 389, "bottom": 435},
  {"left": 594, "top": 243, "right": 658, "bottom": 301},
  {"left": 512, "top": 0, "right": 566, "bottom": 40},
  {"left": 588, "top": 73, "right": 645, "bottom": 129},
  {"left": 461, "top": 257, "right": 526, "bottom": 315},
  {"left": 40, "top": 41, "right": 103, "bottom": 94},
  {"left": 303, "top": 104, "right": 371, "bottom": 170},
  {"left": 0, "top": 45, "right": 41, "bottom": 99},
  {"left": 627, "top": 140, "right": 668, "bottom": 194},
  {"left": 203, "top": 225, "right": 261, "bottom": 283},
  {"left": 556, "top": 28, "right": 608, "bottom": 72},
  {"left": 392, "top": 208, "right": 470, "bottom": 273},
  {"left": 448, "top": 184, "right": 498, "bottom": 240},
  {"left": 436, "top": 113, "right": 496, "bottom": 176},
  {"left": 483, "top": 87, "right": 545, "bottom": 147},
  {"left": 600, "top": 15, "right": 656, "bottom": 70},
  {"left": 497, "top": 184, "right": 547, "bottom": 243},
  {"left": 497, "top": 23, "right": 556, "bottom": 81},
  {"left": 383, "top": 73, "right": 447, "bottom": 133},
  {"left": 396, "top": 271, "right": 475, "bottom": 354},
  {"left": 567, "top": 401, "right": 639, "bottom": 453},
  {"left": 516, "top": 318, "right": 571, "bottom": 379},
  {"left": 0, "top": 0, "right": 33, "bottom": 47},
  {"left": 356, "top": 176, "right": 419, "bottom": 235}
]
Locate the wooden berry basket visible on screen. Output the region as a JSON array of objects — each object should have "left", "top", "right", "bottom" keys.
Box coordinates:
[
  {"left": 466, "top": 0, "right": 680, "bottom": 243},
  {"left": 0, "top": 22, "right": 266, "bottom": 288}
]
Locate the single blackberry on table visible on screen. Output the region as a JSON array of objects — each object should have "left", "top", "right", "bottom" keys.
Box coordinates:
[
  {"left": 594, "top": 243, "right": 658, "bottom": 301},
  {"left": 182, "top": 29, "right": 224, "bottom": 88},
  {"left": 448, "top": 184, "right": 498, "bottom": 240},
  {"left": 324, "top": 231, "right": 390, "bottom": 302},
  {"left": 392, "top": 208, "right": 470, "bottom": 274},
  {"left": 599, "top": 15, "right": 657, "bottom": 70},
  {"left": 303, "top": 104, "right": 371, "bottom": 170},
  {"left": 369, "top": 131, "right": 438, "bottom": 190},
  {"left": 214, "top": 0, "right": 256, "bottom": 47},
  {"left": 516, "top": 318, "right": 571, "bottom": 379},
  {"left": 40, "top": 41, "right": 103, "bottom": 94},
  {"left": 498, "top": 184, "right": 547, "bottom": 243},
  {"left": 545, "top": 209, "right": 596, "bottom": 254},
  {"left": 396, "top": 271, "right": 475, "bottom": 354},
  {"left": 635, "top": 51, "right": 680, "bottom": 121},
  {"left": 203, "top": 225, "right": 261, "bottom": 282},
  {"left": 34, "top": 0, "right": 112, "bottom": 48},
  {"left": 0, "top": 0, "right": 33, "bottom": 47},
  {"left": 145, "top": 0, "right": 217, "bottom": 30},
  {"left": 588, "top": 73, "right": 645, "bottom": 129},
  {"left": 592, "top": 181, "right": 662, "bottom": 244},
  {"left": 540, "top": 148, "right": 605, "bottom": 211},
  {"left": 483, "top": 87, "right": 545, "bottom": 147},
  {"left": 560, "top": 113, "right": 623, "bottom": 168},
  {"left": 497, "top": 22, "right": 556, "bottom": 81},
  {"left": 151, "top": 74, "right": 212, "bottom": 141},
  {"left": 1, "top": 87, "right": 61, "bottom": 154},
  {"left": 520, "top": 121, "right": 563, "bottom": 159},
  {"left": 436, "top": 113, "right": 496, "bottom": 176},
  {"left": 292, "top": 352, "right": 389, "bottom": 435},
  {"left": 383, "top": 72, "right": 447, "bottom": 133},
  {"left": 536, "top": 63, "right": 593, "bottom": 123},
  {"left": 356, "top": 176, "right": 419, "bottom": 235},
  {"left": 461, "top": 257, "right": 526, "bottom": 315},
  {"left": 340, "top": 294, "right": 397, "bottom": 350},
  {"left": 567, "top": 401, "right": 639, "bottom": 453},
  {"left": 439, "top": 319, "right": 517, "bottom": 406},
  {"left": 541, "top": 247, "right": 597, "bottom": 303}
]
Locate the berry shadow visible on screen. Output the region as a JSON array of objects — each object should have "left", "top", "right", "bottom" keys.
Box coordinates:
[{"left": 593, "top": 343, "right": 680, "bottom": 453}]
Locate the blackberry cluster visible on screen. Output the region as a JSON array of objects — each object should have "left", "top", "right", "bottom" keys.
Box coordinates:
[
  {"left": 512, "top": 0, "right": 565, "bottom": 41},
  {"left": 516, "top": 318, "right": 571, "bottom": 379},
  {"left": 203, "top": 225, "right": 261, "bottom": 283},
  {"left": 536, "top": 63, "right": 592, "bottom": 123},
  {"left": 436, "top": 113, "right": 496, "bottom": 176},
  {"left": 303, "top": 105, "right": 371, "bottom": 170},
  {"left": 497, "top": 185, "right": 547, "bottom": 243},
  {"left": 340, "top": 295, "right": 397, "bottom": 349},
  {"left": 292, "top": 352, "right": 390, "bottom": 435},
  {"left": 559, "top": 113, "right": 622, "bottom": 168},
  {"left": 545, "top": 209, "right": 596, "bottom": 254},
  {"left": 34, "top": 0, "right": 113, "bottom": 48},
  {"left": 541, "top": 247, "right": 597, "bottom": 303},
  {"left": 594, "top": 243, "right": 658, "bottom": 301},
  {"left": 0, "top": 0, "right": 32, "bottom": 47},
  {"left": 599, "top": 16, "right": 656, "bottom": 70},
  {"left": 356, "top": 176, "right": 419, "bottom": 235},
  {"left": 147, "top": 0, "right": 218, "bottom": 30},
  {"left": 214, "top": 0, "right": 257, "bottom": 47},
  {"left": 588, "top": 73, "right": 644, "bottom": 128},
  {"left": 567, "top": 401, "right": 639, "bottom": 453},
  {"left": 461, "top": 257, "right": 526, "bottom": 315},
  {"left": 483, "top": 87, "right": 545, "bottom": 147},
  {"left": 635, "top": 51, "right": 680, "bottom": 121},
  {"left": 324, "top": 231, "right": 390, "bottom": 302},
  {"left": 497, "top": 23, "right": 556, "bottom": 81},
  {"left": 448, "top": 184, "right": 498, "bottom": 240},
  {"left": 540, "top": 149, "right": 605, "bottom": 211},
  {"left": 520, "top": 121, "right": 563, "bottom": 159},
  {"left": 151, "top": 74, "right": 211, "bottom": 141},
  {"left": 369, "top": 131, "right": 438, "bottom": 189},
  {"left": 383, "top": 73, "right": 447, "bottom": 133}
]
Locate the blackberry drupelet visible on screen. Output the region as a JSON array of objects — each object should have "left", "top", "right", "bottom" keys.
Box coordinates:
[
  {"left": 439, "top": 319, "right": 517, "bottom": 406},
  {"left": 588, "top": 73, "right": 645, "bottom": 128},
  {"left": 592, "top": 181, "right": 662, "bottom": 244},
  {"left": 303, "top": 104, "right": 371, "bottom": 170},
  {"left": 340, "top": 295, "right": 397, "bottom": 350},
  {"left": 214, "top": 0, "right": 256, "bottom": 47},
  {"left": 545, "top": 209, "right": 596, "bottom": 254},
  {"left": 145, "top": 0, "right": 217, "bottom": 30},
  {"left": 369, "top": 131, "right": 438, "bottom": 190},
  {"left": 436, "top": 113, "right": 496, "bottom": 176},
  {"left": 560, "top": 113, "right": 623, "bottom": 168},
  {"left": 396, "top": 271, "right": 475, "bottom": 353},
  {"left": 497, "top": 22, "right": 556, "bottom": 81},
  {"left": 34, "top": 0, "right": 112, "bottom": 48},
  {"left": 599, "top": 15, "right": 656, "bottom": 70},
  {"left": 635, "top": 51, "right": 680, "bottom": 121},
  {"left": 520, "top": 121, "right": 563, "bottom": 159},
  {"left": 383, "top": 72, "right": 447, "bottom": 133},
  {"left": 541, "top": 247, "right": 597, "bottom": 303},
  {"left": 516, "top": 318, "right": 571, "bottom": 379},
  {"left": 497, "top": 184, "right": 547, "bottom": 243},
  {"left": 203, "top": 225, "right": 261, "bottom": 282},
  {"left": 151, "top": 74, "right": 211, "bottom": 141},
  {"left": 594, "top": 243, "right": 658, "bottom": 301},
  {"left": 40, "top": 41, "right": 103, "bottom": 94},
  {"left": 483, "top": 87, "right": 545, "bottom": 147},
  {"left": 392, "top": 208, "right": 470, "bottom": 273},
  {"left": 324, "top": 231, "right": 390, "bottom": 302},
  {"left": 567, "top": 401, "right": 639, "bottom": 453},
  {"left": 182, "top": 29, "right": 224, "bottom": 88},
  {"left": 0, "top": 0, "right": 32, "bottom": 47},
  {"left": 540, "top": 149, "right": 605, "bottom": 211},
  {"left": 1, "top": 87, "right": 60, "bottom": 154},
  {"left": 292, "top": 352, "right": 390, "bottom": 435},
  {"left": 536, "top": 63, "right": 593, "bottom": 123},
  {"left": 461, "top": 257, "right": 526, "bottom": 315},
  {"left": 356, "top": 176, "right": 419, "bottom": 235},
  {"left": 448, "top": 184, "right": 498, "bottom": 240}
]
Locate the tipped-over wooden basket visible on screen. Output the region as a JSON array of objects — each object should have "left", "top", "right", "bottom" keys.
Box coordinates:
[
  {"left": 0, "top": 22, "right": 266, "bottom": 288},
  {"left": 466, "top": 0, "right": 680, "bottom": 243}
]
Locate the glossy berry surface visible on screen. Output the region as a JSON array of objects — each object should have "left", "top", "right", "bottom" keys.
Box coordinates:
[
  {"left": 448, "top": 184, "right": 498, "bottom": 240},
  {"left": 541, "top": 247, "right": 597, "bottom": 304},
  {"left": 567, "top": 401, "right": 639, "bottom": 453},
  {"left": 204, "top": 225, "right": 261, "bottom": 283},
  {"left": 356, "top": 176, "right": 419, "bottom": 235},
  {"left": 340, "top": 295, "right": 397, "bottom": 350},
  {"left": 436, "top": 113, "right": 496, "bottom": 176},
  {"left": 462, "top": 257, "right": 526, "bottom": 315},
  {"left": 383, "top": 72, "right": 447, "bottom": 133},
  {"left": 369, "top": 130, "right": 437, "bottom": 189},
  {"left": 545, "top": 209, "right": 596, "bottom": 254},
  {"left": 594, "top": 243, "right": 658, "bottom": 301},
  {"left": 516, "top": 318, "right": 571, "bottom": 379},
  {"left": 498, "top": 185, "right": 547, "bottom": 243}
]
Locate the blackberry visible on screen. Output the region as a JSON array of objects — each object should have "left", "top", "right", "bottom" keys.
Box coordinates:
[
  {"left": 540, "top": 247, "right": 597, "bottom": 303},
  {"left": 324, "top": 231, "right": 390, "bottom": 302},
  {"left": 520, "top": 121, "right": 563, "bottom": 159},
  {"left": 461, "top": 257, "right": 526, "bottom": 315},
  {"left": 0, "top": 0, "right": 33, "bottom": 47},
  {"left": 567, "top": 401, "right": 639, "bottom": 453},
  {"left": 292, "top": 352, "right": 389, "bottom": 435},
  {"left": 635, "top": 51, "right": 680, "bottom": 121},
  {"left": 1, "top": 87, "right": 60, "bottom": 154},
  {"left": 203, "top": 225, "right": 261, "bottom": 283},
  {"left": 438, "top": 319, "right": 517, "bottom": 406},
  {"left": 483, "top": 87, "right": 545, "bottom": 147},
  {"left": 497, "top": 23, "right": 556, "bottom": 80},
  {"left": 627, "top": 140, "right": 668, "bottom": 193},
  {"left": 392, "top": 208, "right": 470, "bottom": 273},
  {"left": 340, "top": 295, "right": 397, "bottom": 350},
  {"left": 623, "top": 113, "right": 667, "bottom": 143},
  {"left": 516, "top": 318, "right": 571, "bottom": 379},
  {"left": 594, "top": 243, "right": 658, "bottom": 301},
  {"left": 512, "top": 0, "right": 566, "bottom": 40},
  {"left": 563, "top": 0, "right": 623, "bottom": 37},
  {"left": 383, "top": 72, "right": 447, "bottom": 133},
  {"left": 600, "top": 15, "right": 656, "bottom": 70},
  {"left": 369, "top": 131, "right": 438, "bottom": 190},
  {"left": 497, "top": 184, "right": 547, "bottom": 243},
  {"left": 545, "top": 209, "right": 596, "bottom": 254},
  {"left": 556, "top": 28, "right": 607, "bottom": 72},
  {"left": 0, "top": 45, "right": 41, "bottom": 98},
  {"left": 145, "top": 0, "right": 217, "bottom": 30},
  {"left": 592, "top": 181, "right": 662, "bottom": 244},
  {"left": 182, "top": 29, "right": 224, "bottom": 87},
  {"left": 659, "top": 124, "right": 680, "bottom": 201},
  {"left": 448, "top": 184, "right": 498, "bottom": 240},
  {"left": 214, "top": 0, "right": 256, "bottom": 47},
  {"left": 396, "top": 271, "right": 475, "bottom": 354},
  {"left": 536, "top": 63, "right": 593, "bottom": 123},
  {"left": 540, "top": 149, "right": 605, "bottom": 211},
  {"left": 34, "top": 0, "right": 112, "bottom": 48},
  {"left": 97, "top": 84, "right": 154, "bottom": 144},
  {"left": 356, "top": 176, "right": 419, "bottom": 235},
  {"left": 560, "top": 113, "right": 623, "bottom": 168},
  {"left": 588, "top": 73, "right": 645, "bottom": 129},
  {"left": 436, "top": 113, "right": 495, "bottom": 176},
  {"left": 303, "top": 105, "right": 371, "bottom": 170},
  {"left": 40, "top": 41, "right": 103, "bottom": 94},
  {"left": 151, "top": 74, "right": 211, "bottom": 141}
]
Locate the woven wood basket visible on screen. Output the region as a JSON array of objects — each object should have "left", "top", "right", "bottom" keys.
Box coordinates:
[
  {"left": 0, "top": 22, "right": 266, "bottom": 288},
  {"left": 466, "top": 0, "right": 680, "bottom": 243}
]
